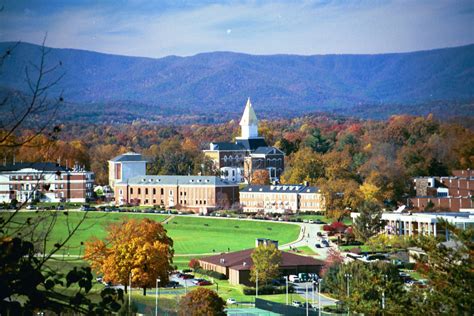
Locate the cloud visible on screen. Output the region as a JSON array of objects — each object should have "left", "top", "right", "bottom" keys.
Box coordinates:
[{"left": 0, "top": 0, "right": 473, "bottom": 58}]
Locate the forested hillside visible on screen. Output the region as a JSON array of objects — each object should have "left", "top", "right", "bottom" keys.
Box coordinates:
[
  {"left": 3, "top": 114, "right": 473, "bottom": 211},
  {"left": 0, "top": 42, "right": 473, "bottom": 122}
]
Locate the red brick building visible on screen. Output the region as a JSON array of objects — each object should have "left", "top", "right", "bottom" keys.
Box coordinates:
[{"left": 410, "top": 170, "right": 473, "bottom": 211}]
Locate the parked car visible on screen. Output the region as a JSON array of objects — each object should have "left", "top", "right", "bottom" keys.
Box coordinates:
[
  {"left": 226, "top": 298, "right": 237, "bottom": 305},
  {"left": 26, "top": 204, "right": 37, "bottom": 210},
  {"left": 289, "top": 275, "right": 300, "bottom": 283},
  {"left": 292, "top": 301, "right": 303, "bottom": 307},
  {"left": 315, "top": 243, "right": 322, "bottom": 248},
  {"left": 317, "top": 232, "right": 323, "bottom": 237},
  {"left": 308, "top": 220, "right": 314, "bottom": 224},
  {"left": 193, "top": 278, "right": 212, "bottom": 286},
  {"left": 179, "top": 274, "right": 194, "bottom": 279},
  {"left": 56, "top": 205, "right": 65, "bottom": 210},
  {"left": 166, "top": 281, "right": 180, "bottom": 288},
  {"left": 321, "top": 240, "right": 330, "bottom": 247}
]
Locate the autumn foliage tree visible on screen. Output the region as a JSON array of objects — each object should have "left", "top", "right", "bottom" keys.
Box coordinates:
[
  {"left": 178, "top": 288, "right": 225, "bottom": 316},
  {"left": 250, "top": 243, "right": 281, "bottom": 286},
  {"left": 252, "top": 169, "right": 270, "bottom": 185},
  {"left": 84, "top": 218, "right": 174, "bottom": 296}
]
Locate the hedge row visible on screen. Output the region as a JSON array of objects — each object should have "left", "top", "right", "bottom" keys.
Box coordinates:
[
  {"left": 195, "top": 268, "right": 228, "bottom": 280},
  {"left": 243, "top": 285, "right": 295, "bottom": 295}
]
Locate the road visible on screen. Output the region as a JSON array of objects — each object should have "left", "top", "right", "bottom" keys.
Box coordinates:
[
  {"left": 293, "top": 282, "right": 339, "bottom": 307},
  {"left": 280, "top": 222, "right": 333, "bottom": 260}
]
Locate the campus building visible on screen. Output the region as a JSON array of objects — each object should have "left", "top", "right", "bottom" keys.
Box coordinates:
[
  {"left": 351, "top": 210, "right": 474, "bottom": 240},
  {"left": 410, "top": 169, "right": 474, "bottom": 211},
  {"left": 113, "top": 175, "right": 239, "bottom": 213},
  {"left": 198, "top": 239, "right": 325, "bottom": 286},
  {"left": 203, "top": 98, "right": 285, "bottom": 183},
  {"left": 108, "top": 152, "right": 148, "bottom": 190},
  {"left": 239, "top": 184, "right": 325, "bottom": 213},
  {"left": 0, "top": 162, "right": 94, "bottom": 203}
]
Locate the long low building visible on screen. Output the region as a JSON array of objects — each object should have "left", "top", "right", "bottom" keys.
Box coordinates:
[
  {"left": 199, "top": 246, "right": 325, "bottom": 286},
  {"left": 240, "top": 184, "right": 325, "bottom": 213},
  {"left": 0, "top": 162, "right": 94, "bottom": 203},
  {"left": 114, "top": 175, "right": 239, "bottom": 213},
  {"left": 351, "top": 210, "right": 474, "bottom": 239}
]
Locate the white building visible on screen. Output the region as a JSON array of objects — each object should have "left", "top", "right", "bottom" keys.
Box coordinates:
[
  {"left": 0, "top": 162, "right": 94, "bottom": 203},
  {"left": 351, "top": 210, "right": 474, "bottom": 240},
  {"left": 108, "top": 152, "right": 148, "bottom": 190}
]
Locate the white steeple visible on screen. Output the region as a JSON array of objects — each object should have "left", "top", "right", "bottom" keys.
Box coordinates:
[{"left": 239, "top": 98, "right": 259, "bottom": 139}]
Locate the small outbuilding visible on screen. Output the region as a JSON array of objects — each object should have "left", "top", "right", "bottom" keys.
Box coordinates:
[{"left": 198, "top": 246, "right": 325, "bottom": 286}]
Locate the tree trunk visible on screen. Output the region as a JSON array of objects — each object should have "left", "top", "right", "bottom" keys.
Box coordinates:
[
  {"left": 125, "top": 284, "right": 128, "bottom": 294},
  {"left": 143, "top": 287, "right": 146, "bottom": 296}
]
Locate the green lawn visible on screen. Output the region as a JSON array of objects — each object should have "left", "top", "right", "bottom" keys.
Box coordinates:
[
  {"left": 292, "top": 246, "right": 317, "bottom": 256},
  {"left": 4, "top": 211, "right": 299, "bottom": 256}
]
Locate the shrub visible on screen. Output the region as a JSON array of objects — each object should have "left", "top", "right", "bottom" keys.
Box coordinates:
[
  {"left": 195, "top": 268, "right": 227, "bottom": 280},
  {"left": 243, "top": 285, "right": 294, "bottom": 295},
  {"left": 189, "top": 258, "right": 201, "bottom": 270}
]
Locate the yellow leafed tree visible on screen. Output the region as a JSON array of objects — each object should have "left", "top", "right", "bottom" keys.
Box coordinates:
[{"left": 84, "top": 218, "right": 174, "bottom": 295}]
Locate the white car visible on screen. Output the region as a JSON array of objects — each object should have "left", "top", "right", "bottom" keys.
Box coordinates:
[{"left": 226, "top": 298, "right": 237, "bottom": 305}]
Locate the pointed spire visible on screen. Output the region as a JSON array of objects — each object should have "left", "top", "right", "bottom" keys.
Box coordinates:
[{"left": 239, "top": 97, "right": 258, "bottom": 126}]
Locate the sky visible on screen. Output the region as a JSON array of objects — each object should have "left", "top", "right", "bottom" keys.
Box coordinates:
[{"left": 0, "top": 0, "right": 473, "bottom": 58}]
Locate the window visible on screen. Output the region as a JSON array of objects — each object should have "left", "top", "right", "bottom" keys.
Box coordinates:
[
  {"left": 130, "top": 188, "right": 134, "bottom": 194},
  {"left": 161, "top": 188, "right": 164, "bottom": 195},
  {"left": 169, "top": 190, "right": 173, "bottom": 196},
  {"left": 119, "top": 189, "right": 123, "bottom": 195},
  {"left": 153, "top": 188, "right": 156, "bottom": 195},
  {"left": 153, "top": 199, "right": 156, "bottom": 204},
  {"left": 145, "top": 188, "right": 149, "bottom": 194},
  {"left": 138, "top": 188, "right": 141, "bottom": 194},
  {"left": 180, "top": 192, "right": 182, "bottom": 196},
  {"left": 204, "top": 200, "right": 206, "bottom": 205},
  {"left": 145, "top": 199, "right": 148, "bottom": 204}
]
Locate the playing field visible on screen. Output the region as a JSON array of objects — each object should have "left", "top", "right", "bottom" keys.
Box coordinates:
[{"left": 4, "top": 211, "right": 300, "bottom": 256}]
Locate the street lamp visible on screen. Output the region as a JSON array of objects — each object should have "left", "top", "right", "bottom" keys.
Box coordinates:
[
  {"left": 316, "top": 279, "right": 322, "bottom": 316},
  {"left": 344, "top": 273, "right": 352, "bottom": 315},
  {"left": 284, "top": 276, "right": 289, "bottom": 305},
  {"left": 305, "top": 283, "right": 309, "bottom": 316},
  {"left": 255, "top": 269, "right": 259, "bottom": 299},
  {"left": 129, "top": 271, "right": 133, "bottom": 314},
  {"left": 155, "top": 278, "right": 160, "bottom": 316}
]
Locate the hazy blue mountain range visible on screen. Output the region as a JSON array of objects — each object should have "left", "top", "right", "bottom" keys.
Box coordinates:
[{"left": 0, "top": 42, "right": 473, "bottom": 123}]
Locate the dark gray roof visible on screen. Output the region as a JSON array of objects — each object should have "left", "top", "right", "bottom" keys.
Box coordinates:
[
  {"left": 120, "top": 175, "right": 238, "bottom": 186},
  {"left": 210, "top": 142, "right": 246, "bottom": 151},
  {"left": 236, "top": 138, "right": 268, "bottom": 151},
  {"left": 240, "top": 184, "right": 320, "bottom": 193},
  {"left": 252, "top": 146, "right": 284, "bottom": 155},
  {"left": 110, "top": 152, "right": 147, "bottom": 162},
  {"left": 0, "top": 162, "right": 68, "bottom": 172}
]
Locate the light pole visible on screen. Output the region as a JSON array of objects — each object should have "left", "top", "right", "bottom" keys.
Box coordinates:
[
  {"left": 345, "top": 273, "right": 352, "bottom": 315},
  {"left": 129, "top": 271, "right": 133, "bottom": 314},
  {"left": 318, "top": 279, "right": 322, "bottom": 316},
  {"left": 285, "top": 276, "right": 289, "bottom": 305},
  {"left": 155, "top": 278, "right": 160, "bottom": 316},
  {"left": 381, "top": 274, "right": 387, "bottom": 312},
  {"left": 255, "top": 269, "right": 259, "bottom": 299},
  {"left": 305, "top": 283, "right": 309, "bottom": 316}
]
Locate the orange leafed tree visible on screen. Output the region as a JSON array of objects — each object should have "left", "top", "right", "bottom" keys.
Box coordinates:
[
  {"left": 179, "top": 288, "right": 226, "bottom": 316},
  {"left": 252, "top": 169, "right": 270, "bottom": 185},
  {"left": 84, "top": 218, "right": 174, "bottom": 295}
]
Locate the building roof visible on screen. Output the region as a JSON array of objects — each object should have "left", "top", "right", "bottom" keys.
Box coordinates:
[
  {"left": 239, "top": 98, "right": 258, "bottom": 126},
  {"left": 0, "top": 162, "right": 68, "bottom": 172},
  {"left": 110, "top": 152, "right": 147, "bottom": 162},
  {"left": 252, "top": 146, "right": 284, "bottom": 155},
  {"left": 199, "top": 248, "right": 324, "bottom": 271},
  {"left": 240, "top": 185, "right": 320, "bottom": 194},
  {"left": 118, "top": 175, "right": 237, "bottom": 186},
  {"left": 209, "top": 142, "right": 246, "bottom": 151},
  {"left": 235, "top": 138, "right": 268, "bottom": 151}
]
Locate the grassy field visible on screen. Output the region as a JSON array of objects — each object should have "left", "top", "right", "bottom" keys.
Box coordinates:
[
  {"left": 4, "top": 211, "right": 300, "bottom": 255},
  {"left": 292, "top": 246, "right": 318, "bottom": 256}
]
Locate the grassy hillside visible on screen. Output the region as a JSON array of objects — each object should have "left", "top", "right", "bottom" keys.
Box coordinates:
[{"left": 4, "top": 211, "right": 300, "bottom": 255}]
